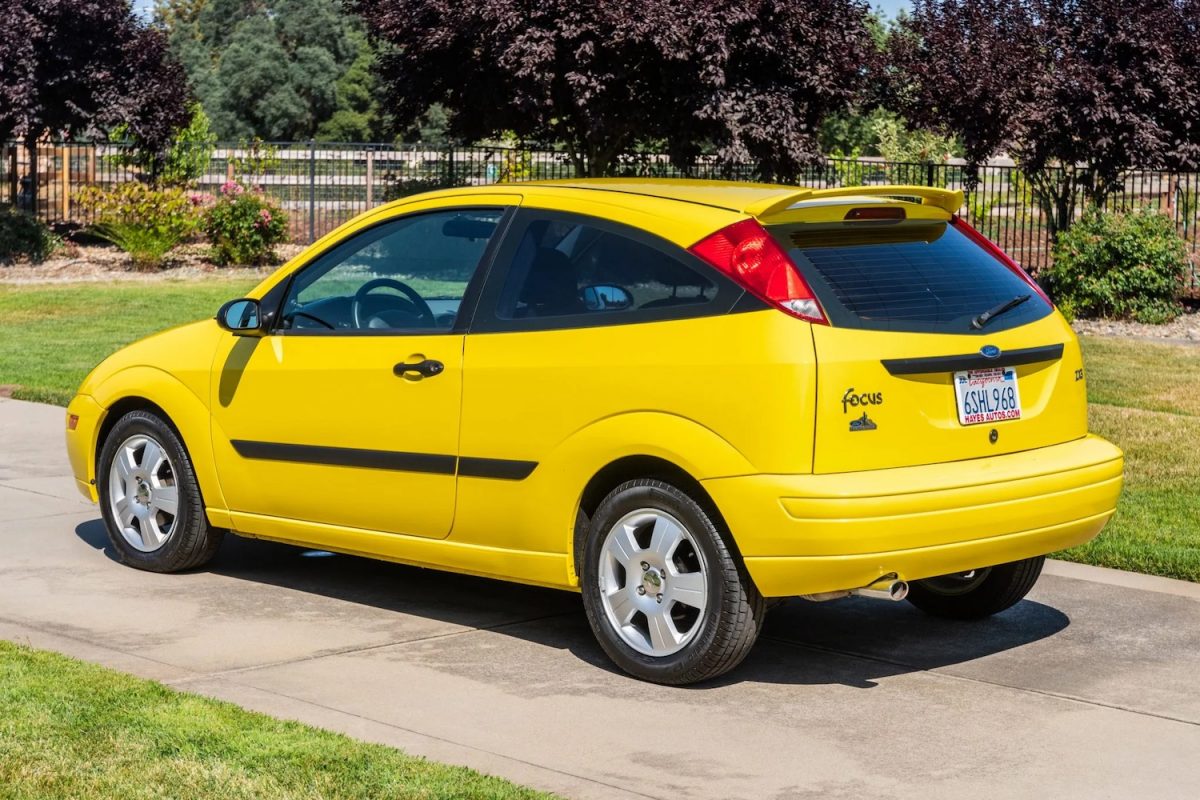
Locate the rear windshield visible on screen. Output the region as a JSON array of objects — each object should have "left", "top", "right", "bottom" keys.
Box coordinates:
[{"left": 769, "top": 220, "right": 1053, "bottom": 334}]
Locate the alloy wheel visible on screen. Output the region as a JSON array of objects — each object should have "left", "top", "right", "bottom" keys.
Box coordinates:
[
  {"left": 107, "top": 434, "right": 179, "bottom": 552},
  {"left": 597, "top": 508, "right": 709, "bottom": 657}
]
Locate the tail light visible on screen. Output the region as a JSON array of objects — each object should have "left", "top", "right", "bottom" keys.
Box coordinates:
[
  {"left": 688, "top": 218, "right": 827, "bottom": 324},
  {"left": 952, "top": 216, "right": 1052, "bottom": 305}
]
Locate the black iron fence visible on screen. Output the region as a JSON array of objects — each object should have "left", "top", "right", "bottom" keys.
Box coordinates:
[{"left": 4, "top": 141, "right": 1198, "bottom": 291}]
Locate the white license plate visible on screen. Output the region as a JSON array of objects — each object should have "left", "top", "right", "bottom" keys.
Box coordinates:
[{"left": 954, "top": 367, "right": 1022, "bottom": 426}]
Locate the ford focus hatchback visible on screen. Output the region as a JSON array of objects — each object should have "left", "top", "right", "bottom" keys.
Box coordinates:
[{"left": 65, "top": 180, "right": 1123, "bottom": 684}]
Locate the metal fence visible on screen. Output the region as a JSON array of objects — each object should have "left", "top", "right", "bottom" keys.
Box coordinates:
[{"left": 4, "top": 141, "right": 1199, "bottom": 291}]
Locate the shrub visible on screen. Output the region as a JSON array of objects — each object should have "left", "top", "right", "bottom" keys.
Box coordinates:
[
  {"left": 76, "top": 183, "right": 202, "bottom": 270},
  {"left": 1044, "top": 207, "right": 1187, "bottom": 323},
  {"left": 0, "top": 206, "right": 61, "bottom": 264},
  {"left": 203, "top": 181, "right": 288, "bottom": 266},
  {"left": 110, "top": 103, "right": 217, "bottom": 187}
]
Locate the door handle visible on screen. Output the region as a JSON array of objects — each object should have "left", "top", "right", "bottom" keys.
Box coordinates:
[{"left": 393, "top": 358, "right": 444, "bottom": 378}]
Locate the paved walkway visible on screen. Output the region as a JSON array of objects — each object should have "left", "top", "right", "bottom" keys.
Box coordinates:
[{"left": 2, "top": 396, "right": 1199, "bottom": 799}]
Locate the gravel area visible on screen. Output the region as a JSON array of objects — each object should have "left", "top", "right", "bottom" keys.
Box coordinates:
[
  {"left": 1072, "top": 308, "right": 1200, "bottom": 343},
  {"left": 0, "top": 243, "right": 303, "bottom": 284}
]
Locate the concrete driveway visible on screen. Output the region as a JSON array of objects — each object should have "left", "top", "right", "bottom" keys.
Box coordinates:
[{"left": 2, "top": 396, "right": 1200, "bottom": 799}]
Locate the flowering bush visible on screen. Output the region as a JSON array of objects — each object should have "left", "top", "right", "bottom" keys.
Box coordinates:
[
  {"left": 75, "top": 183, "right": 202, "bottom": 270},
  {"left": 203, "top": 181, "right": 289, "bottom": 266}
]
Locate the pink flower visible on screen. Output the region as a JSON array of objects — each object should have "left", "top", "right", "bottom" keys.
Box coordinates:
[{"left": 220, "top": 181, "right": 245, "bottom": 197}]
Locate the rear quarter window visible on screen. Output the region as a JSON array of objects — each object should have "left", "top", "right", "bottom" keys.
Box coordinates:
[{"left": 770, "top": 220, "right": 1052, "bottom": 334}]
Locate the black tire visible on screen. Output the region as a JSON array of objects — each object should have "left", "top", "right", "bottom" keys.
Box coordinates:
[
  {"left": 580, "top": 479, "right": 765, "bottom": 685},
  {"left": 97, "top": 409, "right": 224, "bottom": 573},
  {"left": 906, "top": 556, "right": 1045, "bottom": 620}
]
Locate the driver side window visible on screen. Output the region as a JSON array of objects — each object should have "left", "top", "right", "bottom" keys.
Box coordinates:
[{"left": 280, "top": 209, "right": 504, "bottom": 332}]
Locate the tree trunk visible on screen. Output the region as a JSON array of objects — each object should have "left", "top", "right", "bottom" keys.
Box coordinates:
[{"left": 1024, "top": 165, "right": 1078, "bottom": 241}]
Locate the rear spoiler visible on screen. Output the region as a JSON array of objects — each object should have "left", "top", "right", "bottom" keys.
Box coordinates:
[{"left": 746, "top": 185, "right": 965, "bottom": 220}]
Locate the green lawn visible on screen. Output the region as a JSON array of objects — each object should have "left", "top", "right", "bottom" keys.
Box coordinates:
[
  {"left": 1053, "top": 337, "right": 1200, "bottom": 581},
  {"left": 0, "top": 280, "right": 257, "bottom": 406},
  {"left": 0, "top": 641, "right": 552, "bottom": 800},
  {"left": 0, "top": 281, "right": 1196, "bottom": 581}
]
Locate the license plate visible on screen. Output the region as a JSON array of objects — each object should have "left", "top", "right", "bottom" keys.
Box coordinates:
[{"left": 954, "top": 367, "right": 1022, "bottom": 426}]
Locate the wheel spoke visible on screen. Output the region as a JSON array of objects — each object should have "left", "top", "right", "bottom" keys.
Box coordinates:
[
  {"left": 113, "top": 493, "right": 136, "bottom": 528},
  {"left": 648, "top": 515, "right": 684, "bottom": 561},
  {"left": 135, "top": 507, "right": 161, "bottom": 549},
  {"left": 646, "top": 609, "right": 681, "bottom": 652},
  {"left": 669, "top": 570, "right": 706, "bottom": 610},
  {"left": 151, "top": 485, "right": 178, "bottom": 518},
  {"left": 139, "top": 439, "right": 165, "bottom": 476},
  {"left": 604, "top": 524, "right": 639, "bottom": 568},
  {"left": 115, "top": 448, "right": 136, "bottom": 481},
  {"left": 606, "top": 588, "right": 637, "bottom": 625}
]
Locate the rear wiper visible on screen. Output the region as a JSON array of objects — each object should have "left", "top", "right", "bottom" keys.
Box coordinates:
[{"left": 971, "top": 294, "right": 1031, "bottom": 330}]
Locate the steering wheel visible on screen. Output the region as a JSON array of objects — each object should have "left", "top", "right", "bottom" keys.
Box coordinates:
[{"left": 352, "top": 278, "right": 435, "bottom": 329}]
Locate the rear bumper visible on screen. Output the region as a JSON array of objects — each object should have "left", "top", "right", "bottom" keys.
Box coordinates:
[{"left": 703, "top": 434, "right": 1123, "bottom": 597}]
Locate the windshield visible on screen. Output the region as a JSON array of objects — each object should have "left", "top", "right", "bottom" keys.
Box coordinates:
[{"left": 769, "top": 220, "right": 1052, "bottom": 334}]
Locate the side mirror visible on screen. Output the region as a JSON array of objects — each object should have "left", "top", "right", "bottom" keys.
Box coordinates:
[
  {"left": 216, "top": 298, "right": 265, "bottom": 336},
  {"left": 580, "top": 284, "right": 633, "bottom": 312}
]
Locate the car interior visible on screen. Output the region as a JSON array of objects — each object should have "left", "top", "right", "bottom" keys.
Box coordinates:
[
  {"left": 279, "top": 211, "right": 501, "bottom": 332},
  {"left": 277, "top": 210, "right": 717, "bottom": 332},
  {"left": 498, "top": 219, "right": 715, "bottom": 319}
]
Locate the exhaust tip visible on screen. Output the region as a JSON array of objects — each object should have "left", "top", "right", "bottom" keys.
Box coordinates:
[{"left": 850, "top": 576, "right": 909, "bottom": 602}]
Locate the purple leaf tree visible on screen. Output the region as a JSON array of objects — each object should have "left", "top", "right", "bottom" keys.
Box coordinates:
[
  {"left": 0, "top": 0, "right": 191, "bottom": 200},
  {"left": 351, "top": 0, "right": 875, "bottom": 179},
  {"left": 887, "top": 0, "right": 1200, "bottom": 236}
]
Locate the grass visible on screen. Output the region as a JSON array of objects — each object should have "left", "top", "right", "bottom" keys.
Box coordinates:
[
  {"left": 0, "top": 280, "right": 256, "bottom": 405},
  {"left": 0, "top": 640, "right": 553, "bottom": 800},
  {"left": 1053, "top": 337, "right": 1200, "bottom": 581},
  {"left": 0, "top": 280, "right": 1196, "bottom": 580}
]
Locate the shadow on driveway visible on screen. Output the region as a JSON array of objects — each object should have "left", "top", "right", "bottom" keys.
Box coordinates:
[{"left": 75, "top": 518, "right": 1070, "bottom": 689}]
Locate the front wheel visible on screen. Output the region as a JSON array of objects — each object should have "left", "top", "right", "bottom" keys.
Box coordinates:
[
  {"left": 97, "top": 410, "right": 224, "bottom": 573},
  {"left": 906, "top": 556, "right": 1045, "bottom": 620},
  {"left": 580, "top": 479, "right": 765, "bottom": 685}
]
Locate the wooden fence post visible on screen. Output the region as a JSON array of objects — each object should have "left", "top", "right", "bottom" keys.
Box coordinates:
[
  {"left": 365, "top": 149, "right": 374, "bottom": 207},
  {"left": 59, "top": 145, "right": 70, "bottom": 220}
]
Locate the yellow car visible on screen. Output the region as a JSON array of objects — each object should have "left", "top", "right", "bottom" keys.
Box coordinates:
[{"left": 65, "top": 179, "right": 1123, "bottom": 684}]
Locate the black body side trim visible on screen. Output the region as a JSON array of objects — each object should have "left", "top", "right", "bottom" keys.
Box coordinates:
[
  {"left": 230, "top": 440, "right": 536, "bottom": 480},
  {"left": 231, "top": 440, "right": 457, "bottom": 475},
  {"left": 880, "top": 343, "right": 1065, "bottom": 376},
  {"left": 458, "top": 456, "right": 537, "bottom": 480}
]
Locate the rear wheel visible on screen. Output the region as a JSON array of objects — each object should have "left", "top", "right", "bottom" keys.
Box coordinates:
[
  {"left": 97, "top": 410, "right": 224, "bottom": 573},
  {"left": 906, "top": 556, "right": 1045, "bottom": 620},
  {"left": 580, "top": 479, "right": 765, "bottom": 685}
]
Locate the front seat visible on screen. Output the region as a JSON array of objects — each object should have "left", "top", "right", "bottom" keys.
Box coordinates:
[{"left": 518, "top": 248, "right": 584, "bottom": 317}]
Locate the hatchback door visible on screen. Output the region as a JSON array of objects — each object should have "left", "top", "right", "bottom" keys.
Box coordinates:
[{"left": 767, "top": 215, "right": 1087, "bottom": 474}]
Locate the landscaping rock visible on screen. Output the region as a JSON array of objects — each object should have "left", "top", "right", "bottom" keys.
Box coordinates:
[{"left": 1072, "top": 308, "right": 1200, "bottom": 343}]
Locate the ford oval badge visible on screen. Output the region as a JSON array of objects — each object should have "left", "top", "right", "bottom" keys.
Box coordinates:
[{"left": 980, "top": 344, "right": 1001, "bottom": 359}]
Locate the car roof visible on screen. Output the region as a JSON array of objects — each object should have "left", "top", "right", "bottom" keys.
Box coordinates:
[
  {"left": 512, "top": 178, "right": 803, "bottom": 214},
  {"left": 499, "top": 178, "right": 965, "bottom": 219}
]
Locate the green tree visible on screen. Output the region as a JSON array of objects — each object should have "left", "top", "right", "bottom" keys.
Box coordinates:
[
  {"left": 163, "top": 0, "right": 377, "bottom": 140},
  {"left": 314, "top": 31, "right": 379, "bottom": 141}
]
